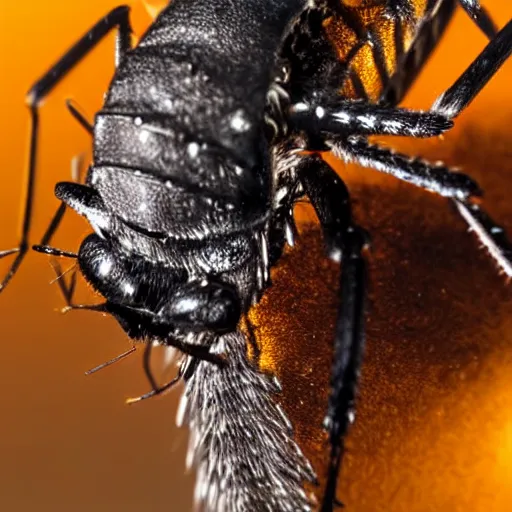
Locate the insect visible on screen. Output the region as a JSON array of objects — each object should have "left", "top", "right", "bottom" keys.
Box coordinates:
[{"left": 1, "top": 0, "right": 511, "bottom": 510}]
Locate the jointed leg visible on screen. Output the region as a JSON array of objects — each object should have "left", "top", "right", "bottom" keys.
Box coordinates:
[
  {"left": 294, "top": 13, "right": 512, "bottom": 143},
  {"left": 0, "top": 6, "right": 132, "bottom": 293},
  {"left": 343, "top": 0, "right": 499, "bottom": 103},
  {"left": 27, "top": 6, "right": 131, "bottom": 105},
  {"left": 328, "top": 136, "right": 512, "bottom": 275},
  {"left": 38, "top": 154, "right": 83, "bottom": 252},
  {"left": 33, "top": 155, "right": 86, "bottom": 304},
  {"left": 330, "top": 135, "right": 480, "bottom": 200},
  {"left": 292, "top": 17, "right": 512, "bottom": 143},
  {"left": 289, "top": 99, "right": 453, "bottom": 140},
  {"left": 300, "top": 18, "right": 512, "bottom": 274},
  {"left": 126, "top": 342, "right": 182, "bottom": 404},
  {"left": 297, "top": 154, "right": 368, "bottom": 510},
  {"left": 388, "top": 1, "right": 498, "bottom": 40},
  {"left": 432, "top": 17, "right": 512, "bottom": 118},
  {"left": 66, "top": 100, "right": 94, "bottom": 135},
  {"left": 458, "top": 0, "right": 498, "bottom": 40},
  {"left": 454, "top": 200, "right": 512, "bottom": 277},
  {"left": 380, "top": 0, "right": 457, "bottom": 105}
]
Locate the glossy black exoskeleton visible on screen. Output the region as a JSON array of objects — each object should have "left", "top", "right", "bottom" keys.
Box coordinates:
[{"left": 2, "top": 1, "right": 512, "bottom": 510}]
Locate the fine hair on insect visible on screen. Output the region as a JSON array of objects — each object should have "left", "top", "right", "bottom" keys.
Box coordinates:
[{"left": 1, "top": 0, "right": 512, "bottom": 510}]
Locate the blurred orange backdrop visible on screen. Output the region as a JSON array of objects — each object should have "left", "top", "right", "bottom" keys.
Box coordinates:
[{"left": 0, "top": 1, "right": 512, "bottom": 511}]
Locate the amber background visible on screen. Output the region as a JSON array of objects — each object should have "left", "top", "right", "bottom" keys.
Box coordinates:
[{"left": 0, "top": 1, "right": 511, "bottom": 511}]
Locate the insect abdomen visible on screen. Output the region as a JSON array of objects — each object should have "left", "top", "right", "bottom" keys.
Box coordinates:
[
  {"left": 105, "top": 0, "right": 308, "bottom": 169},
  {"left": 90, "top": 0, "right": 308, "bottom": 241}
]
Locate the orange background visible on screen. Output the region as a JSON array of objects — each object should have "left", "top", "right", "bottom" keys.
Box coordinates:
[{"left": 0, "top": 1, "right": 512, "bottom": 511}]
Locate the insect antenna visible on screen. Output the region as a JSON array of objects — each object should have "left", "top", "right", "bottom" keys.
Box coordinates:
[
  {"left": 49, "top": 263, "right": 76, "bottom": 285},
  {"left": 85, "top": 346, "right": 137, "bottom": 375},
  {"left": 48, "top": 257, "right": 77, "bottom": 302}
]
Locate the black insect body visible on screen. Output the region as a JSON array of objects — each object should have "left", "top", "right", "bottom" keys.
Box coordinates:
[{"left": 2, "top": 0, "right": 512, "bottom": 510}]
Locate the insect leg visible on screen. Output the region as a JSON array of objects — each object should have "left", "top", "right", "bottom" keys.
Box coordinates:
[
  {"left": 38, "top": 155, "right": 84, "bottom": 252},
  {"left": 330, "top": 137, "right": 512, "bottom": 276},
  {"left": 0, "top": 6, "right": 132, "bottom": 293},
  {"left": 297, "top": 154, "right": 368, "bottom": 511},
  {"left": 330, "top": 136, "right": 480, "bottom": 199},
  {"left": 34, "top": 155, "right": 88, "bottom": 305},
  {"left": 125, "top": 342, "right": 182, "bottom": 404},
  {"left": 293, "top": 10, "right": 511, "bottom": 141},
  {"left": 379, "top": 0, "right": 458, "bottom": 106},
  {"left": 432, "top": 17, "right": 512, "bottom": 119},
  {"left": 166, "top": 338, "right": 226, "bottom": 367},
  {"left": 458, "top": 0, "right": 498, "bottom": 39},
  {"left": 453, "top": 200, "right": 512, "bottom": 277},
  {"left": 66, "top": 100, "right": 94, "bottom": 135},
  {"left": 27, "top": 6, "right": 132, "bottom": 105},
  {"left": 289, "top": 99, "right": 453, "bottom": 139}
]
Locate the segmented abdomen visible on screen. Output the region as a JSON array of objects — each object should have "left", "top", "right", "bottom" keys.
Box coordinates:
[{"left": 89, "top": 0, "right": 309, "bottom": 241}]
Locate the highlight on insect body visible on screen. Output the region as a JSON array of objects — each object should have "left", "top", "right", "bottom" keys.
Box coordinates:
[{"left": 1, "top": 0, "right": 512, "bottom": 510}]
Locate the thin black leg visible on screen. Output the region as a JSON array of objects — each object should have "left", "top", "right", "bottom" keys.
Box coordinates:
[
  {"left": 143, "top": 342, "right": 160, "bottom": 392},
  {"left": 338, "top": 0, "right": 498, "bottom": 105},
  {"left": 331, "top": 141, "right": 512, "bottom": 278},
  {"left": 289, "top": 100, "right": 453, "bottom": 139},
  {"left": 0, "top": 107, "right": 38, "bottom": 292},
  {"left": 330, "top": 136, "right": 481, "bottom": 200},
  {"left": 380, "top": 0, "right": 457, "bottom": 106},
  {"left": 126, "top": 342, "right": 182, "bottom": 404},
  {"left": 36, "top": 154, "right": 87, "bottom": 304},
  {"left": 292, "top": 17, "right": 512, "bottom": 140},
  {"left": 126, "top": 373, "right": 182, "bottom": 404},
  {"left": 327, "top": 142, "right": 512, "bottom": 278},
  {"left": 35, "top": 154, "right": 84, "bottom": 254},
  {"left": 66, "top": 99, "right": 94, "bottom": 135},
  {"left": 40, "top": 203, "right": 67, "bottom": 247},
  {"left": 297, "top": 154, "right": 368, "bottom": 511},
  {"left": 432, "top": 17, "right": 512, "bottom": 118},
  {"left": 0, "top": 6, "right": 132, "bottom": 293},
  {"left": 458, "top": 0, "right": 498, "bottom": 39},
  {"left": 453, "top": 200, "right": 512, "bottom": 277},
  {"left": 27, "top": 6, "right": 131, "bottom": 105},
  {"left": 164, "top": 336, "right": 226, "bottom": 367},
  {"left": 59, "top": 263, "right": 79, "bottom": 307}
]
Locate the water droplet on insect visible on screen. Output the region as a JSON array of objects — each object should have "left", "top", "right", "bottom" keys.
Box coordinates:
[
  {"left": 187, "top": 142, "right": 200, "bottom": 159},
  {"left": 229, "top": 109, "right": 251, "bottom": 133}
]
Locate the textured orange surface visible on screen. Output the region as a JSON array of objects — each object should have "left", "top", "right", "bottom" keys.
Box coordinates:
[
  {"left": 323, "top": 0, "right": 429, "bottom": 100},
  {"left": 0, "top": 1, "right": 511, "bottom": 511}
]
